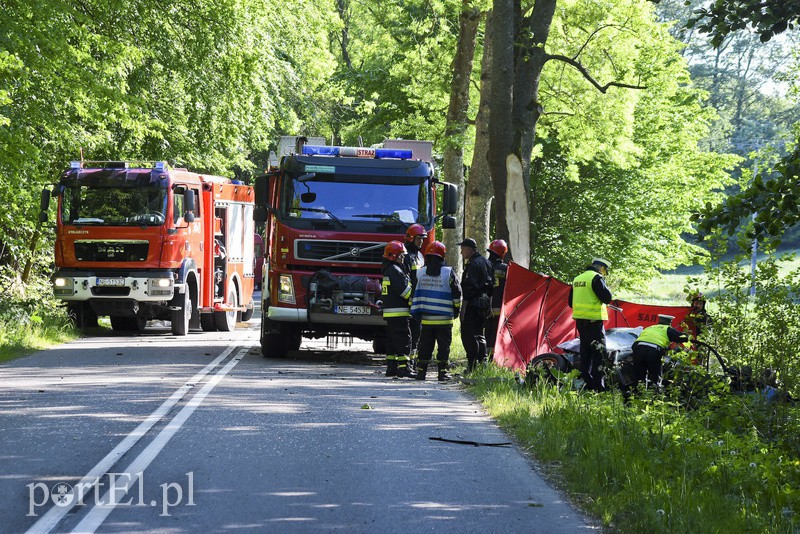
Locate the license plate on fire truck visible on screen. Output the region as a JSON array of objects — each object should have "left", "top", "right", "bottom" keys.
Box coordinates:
[
  {"left": 335, "top": 305, "right": 371, "bottom": 315},
  {"left": 96, "top": 277, "right": 126, "bottom": 287}
]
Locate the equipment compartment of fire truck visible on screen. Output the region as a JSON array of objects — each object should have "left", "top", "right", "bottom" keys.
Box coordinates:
[
  {"left": 254, "top": 138, "right": 457, "bottom": 358},
  {"left": 40, "top": 161, "right": 255, "bottom": 335}
]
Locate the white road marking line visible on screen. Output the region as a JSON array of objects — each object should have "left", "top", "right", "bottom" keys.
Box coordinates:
[
  {"left": 25, "top": 342, "right": 244, "bottom": 534},
  {"left": 71, "top": 346, "right": 249, "bottom": 533}
]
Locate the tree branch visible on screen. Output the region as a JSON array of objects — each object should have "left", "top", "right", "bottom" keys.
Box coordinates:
[{"left": 545, "top": 54, "right": 647, "bottom": 93}]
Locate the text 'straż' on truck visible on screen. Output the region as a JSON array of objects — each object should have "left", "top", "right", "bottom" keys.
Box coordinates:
[
  {"left": 253, "top": 138, "right": 458, "bottom": 358},
  {"left": 40, "top": 161, "right": 256, "bottom": 335}
]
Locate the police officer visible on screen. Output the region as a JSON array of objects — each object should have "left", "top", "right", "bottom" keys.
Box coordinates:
[
  {"left": 410, "top": 241, "right": 462, "bottom": 381},
  {"left": 632, "top": 314, "right": 689, "bottom": 389},
  {"left": 458, "top": 238, "right": 493, "bottom": 372},
  {"left": 403, "top": 224, "right": 427, "bottom": 360},
  {"left": 485, "top": 239, "right": 508, "bottom": 362},
  {"left": 568, "top": 258, "right": 613, "bottom": 391},
  {"left": 381, "top": 241, "right": 416, "bottom": 378}
]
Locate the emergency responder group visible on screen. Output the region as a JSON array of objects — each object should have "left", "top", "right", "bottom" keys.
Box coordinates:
[{"left": 380, "top": 227, "right": 508, "bottom": 380}]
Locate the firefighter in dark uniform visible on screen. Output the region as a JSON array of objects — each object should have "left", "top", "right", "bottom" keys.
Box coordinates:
[
  {"left": 458, "top": 238, "right": 493, "bottom": 372},
  {"left": 568, "top": 258, "right": 613, "bottom": 391},
  {"left": 485, "top": 239, "right": 508, "bottom": 362},
  {"left": 403, "top": 223, "right": 427, "bottom": 361},
  {"left": 632, "top": 314, "right": 689, "bottom": 389},
  {"left": 382, "top": 241, "right": 416, "bottom": 378},
  {"left": 410, "top": 241, "right": 462, "bottom": 381}
]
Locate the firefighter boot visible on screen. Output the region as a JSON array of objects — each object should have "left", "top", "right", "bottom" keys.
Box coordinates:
[
  {"left": 385, "top": 357, "right": 398, "bottom": 378},
  {"left": 437, "top": 361, "right": 451, "bottom": 382},
  {"left": 415, "top": 361, "right": 429, "bottom": 381},
  {"left": 396, "top": 358, "right": 417, "bottom": 379}
]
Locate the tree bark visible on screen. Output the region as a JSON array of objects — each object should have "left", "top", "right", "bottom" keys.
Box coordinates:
[
  {"left": 464, "top": 10, "right": 494, "bottom": 255},
  {"left": 442, "top": 0, "right": 481, "bottom": 274},
  {"left": 487, "top": 0, "right": 523, "bottom": 266},
  {"left": 487, "top": 0, "right": 557, "bottom": 269}
]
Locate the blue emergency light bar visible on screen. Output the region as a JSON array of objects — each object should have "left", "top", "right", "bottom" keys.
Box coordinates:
[{"left": 301, "top": 145, "right": 413, "bottom": 160}]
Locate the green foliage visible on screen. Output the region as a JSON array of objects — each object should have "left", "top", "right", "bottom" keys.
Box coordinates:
[
  {"left": 702, "top": 253, "right": 800, "bottom": 400},
  {"left": 529, "top": 0, "right": 738, "bottom": 289},
  {"left": 466, "top": 365, "right": 800, "bottom": 532},
  {"left": 687, "top": 0, "right": 800, "bottom": 47}
]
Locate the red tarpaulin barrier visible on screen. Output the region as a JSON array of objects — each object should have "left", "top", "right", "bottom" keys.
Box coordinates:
[{"left": 493, "top": 262, "right": 693, "bottom": 371}]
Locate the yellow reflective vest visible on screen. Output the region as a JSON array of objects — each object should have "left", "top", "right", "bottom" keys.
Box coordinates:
[
  {"left": 636, "top": 324, "right": 670, "bottom": 348},
  {"left": 571, "top": 270, "right": 608, "bottom": 320}
]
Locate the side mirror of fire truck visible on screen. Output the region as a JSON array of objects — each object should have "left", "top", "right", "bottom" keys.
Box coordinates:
[
  {"left": 442, "top": 183, "right": 458, "bottom": 216},
  {"left": 38, "top": 188, "right": 51, "bottom": 223},
  {"left": 441, "top": 215, "right": 456, "bottom": 229},
  {"left": 254, "top": 174, "right": 271, "bottom": 223},
  {"left": 183, "top": 190, "right": 196, "bottom": 223}
]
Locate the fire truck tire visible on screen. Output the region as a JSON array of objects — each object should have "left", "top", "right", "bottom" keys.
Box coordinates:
[
  {"left": 215, "top": 288, "right": 238, "bottom": 332},
  {"left": 67, "top": 302, "right": 98, "bottom": 329},
  {"left": 110, "top": 316, "right": 146, "bottom": 332},
  {"left": 241, "top": 297, "right": 254, "bottom": 322},
  {"left": 262, "top": 333, "right": 289, "bottom": 358},
  {"left": 200, "top": 313, "right": 216, "bottom": 332},
  {"left": 170, "top": 291, "right": 191, "bottom": 336}
]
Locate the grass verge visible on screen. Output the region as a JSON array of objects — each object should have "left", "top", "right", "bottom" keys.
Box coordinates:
[
  {"left": 463, "top": 364, "right": 800, "bottom": 533},
  {"left": 0, "top": 315, "right": 77, "bottom": 363}
]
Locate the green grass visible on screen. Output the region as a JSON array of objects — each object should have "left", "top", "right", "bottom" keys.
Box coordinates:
[
  {"left": 463, "top": 365, "right": 800, "bottom": 533},
  {"left": 0, "top": 315, "right": 77, "bottom": 363}
]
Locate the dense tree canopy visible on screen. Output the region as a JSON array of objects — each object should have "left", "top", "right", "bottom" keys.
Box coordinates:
[{"left": 1, "top": 0, "right": 792, "bottom": 293}]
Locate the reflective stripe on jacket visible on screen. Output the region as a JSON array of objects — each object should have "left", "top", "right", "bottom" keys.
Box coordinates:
[
  {"left": 382, "top": 262, "right": 411, "bottom": 318},
  {"left": 571, "top": 270, "right": 608, "bottom": 320},
  {"left": 410, "top": 266, "right": 460, "bottom": 325}
]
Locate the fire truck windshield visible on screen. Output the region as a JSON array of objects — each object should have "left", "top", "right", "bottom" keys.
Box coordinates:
[
  {"left": 60, "top": 184, "right": 168, "bottom": 227},
  {"left": 281, "top": 174, "right": 431, "bottom": 228}
]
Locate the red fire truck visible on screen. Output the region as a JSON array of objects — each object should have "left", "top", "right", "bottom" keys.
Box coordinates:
[
  {"left": 254, "top": 139, "right": 457, "bottom": 357},
  {"left": 40, "top": 161, "right": 256, "bottom": 335}
]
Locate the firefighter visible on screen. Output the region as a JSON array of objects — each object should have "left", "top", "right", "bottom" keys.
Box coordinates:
[
  {"left": 568, "top": 258, "right": 613, "bottom": 391},
  {"left": 632, "top": 314, "right": 689, "bottom": 389},
  {"left": 458, "top": 238, "right": 493, "bottom": 372},
  {"left": 381, "top": 241, "right": 416, "bottom": 378},
  {"left": 403, "top": 223, "right": 427, "bottom": 359},
  {"left": 410, "top": 241, "right": 462, "bottom": 381},
  {"left": 485, "top": 239, "right": 509, "bottom": 362}
]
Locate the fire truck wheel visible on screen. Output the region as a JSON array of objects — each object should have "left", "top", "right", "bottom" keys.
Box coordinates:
[
  {"left": 262, "top": 332, "right": 289, "bottom": 358},
  {"left": 241, "top": 297, "right": 254, "bottom": 322},
  {"left": 200, "top": 313, "right": 216, "bottom": 332},
  {"left": 170, "top": 291, "right": 191, "bottom": 336},
  {"left": 214, "top": 288, "right": 238, "bottom": 332},
  {"left": 110, "top": 316, "right": 146, "bottom": 332}
]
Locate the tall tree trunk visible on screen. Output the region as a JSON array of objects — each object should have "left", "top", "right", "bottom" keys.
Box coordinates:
[
  {"left": 465, "top": 11, "right": 494, "bottom": 255},
  {"left": 488, "top": 0, "right": 557, "bottom": 268},
  {"left": 442, "top": 0, "right": 481, "bottom": 274},
  {"left": 488, "top": 0, "right": 526, "bottom": 267}
]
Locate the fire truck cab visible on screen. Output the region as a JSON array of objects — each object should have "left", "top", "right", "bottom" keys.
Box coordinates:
[
  {"left": 41, "top": 161, "right": 255, "bottom": 335},
  {"left": 254, "top": 139, "right": 457, "bottom": 358}
]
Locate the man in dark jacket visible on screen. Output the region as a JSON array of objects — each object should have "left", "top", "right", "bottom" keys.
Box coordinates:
[
  {"left": 458, "top": 238, "right": 493, "bottom": 372},
  {"left": 568, "top": 258, "right": 613, "bottom": 391}
]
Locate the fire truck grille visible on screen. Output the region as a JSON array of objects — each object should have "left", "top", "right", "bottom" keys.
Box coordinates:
[
  {"left": 295, "top": 240, "right": 385, "bottom": 264},
  {"left": 74, "top": 241, "right": 149, "bottom": 262}
]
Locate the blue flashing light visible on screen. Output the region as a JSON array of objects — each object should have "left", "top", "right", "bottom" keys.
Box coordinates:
[
  {"left": 302, "top": 145, "right": 340, "bottom": 156},
  {"left": 70, "top": 161, "right": 81, "bottom": 169},
  {"left": 375, "top": 148, "right": 412, "bottom": 160},
  {"left": 155, "top": 161, "right": 167, "bottom": 171}
]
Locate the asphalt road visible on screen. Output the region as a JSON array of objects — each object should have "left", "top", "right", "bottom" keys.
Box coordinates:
[{"left": 0, "top": 299, "right": 595, "bottom": 533}]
